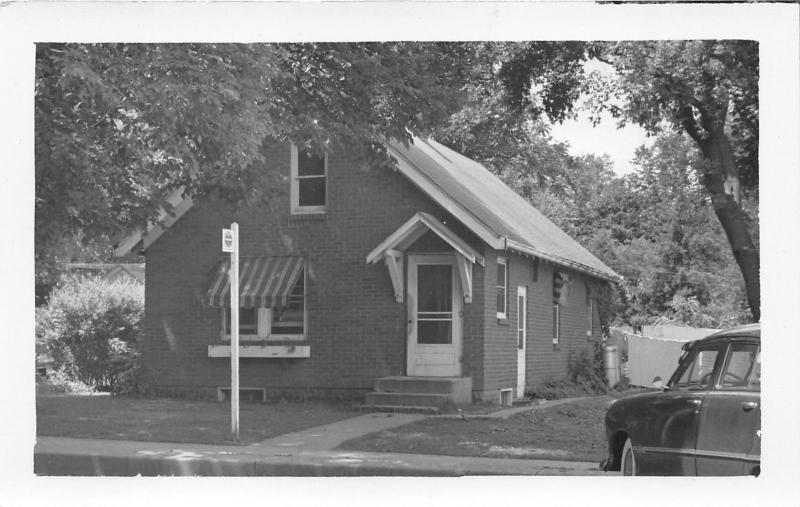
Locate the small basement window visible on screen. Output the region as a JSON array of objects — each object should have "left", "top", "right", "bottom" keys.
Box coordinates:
[
  {"left": 217, "top": 387, "right": 266, "bottom": 403},
  {"left": 500, "top": 388, "right": 513, "bottom": 406}
]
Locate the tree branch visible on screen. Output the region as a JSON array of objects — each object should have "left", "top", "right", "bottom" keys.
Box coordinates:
[{"left": 679, "top": 105, "right": 708, "bottom": 153}]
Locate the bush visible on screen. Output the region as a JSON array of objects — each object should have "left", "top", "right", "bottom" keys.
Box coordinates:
[
  {"left": 566, "top": 341, "right": 609, "bottom": 394},
  {"left": 36, "top": 275, "right": 145, "bottom": 394},
  {"left": 528, "top": 342, "right": 611, "bottom": 400}
]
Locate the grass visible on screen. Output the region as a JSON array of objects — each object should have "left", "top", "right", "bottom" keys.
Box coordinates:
[
  {"left": 36, "top": 389, "right": 361, "bottom": 446},
  {"left": 337, "top": 396, "right": 611, "bottom": 462}
]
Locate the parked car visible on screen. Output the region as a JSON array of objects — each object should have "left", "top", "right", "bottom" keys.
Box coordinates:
[{"left": 602, "top": 323, "right": 760, "bottom": 476}]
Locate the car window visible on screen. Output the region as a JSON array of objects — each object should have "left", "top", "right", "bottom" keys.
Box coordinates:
[
  {"left": 673, "top": 345, "right": 724, "bottom": 389},
  {"left": 720, "top": 343, "right": 759, "bottom": 388},
  {"left": 750, "top": 350, "right": 761, "bottom": 388}
]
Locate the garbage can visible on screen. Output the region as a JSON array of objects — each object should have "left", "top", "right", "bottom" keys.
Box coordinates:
[{"left": 604, "top": 345, "right": 620, "bottom": 387}]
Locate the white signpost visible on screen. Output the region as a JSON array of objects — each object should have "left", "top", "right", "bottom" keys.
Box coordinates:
[{"left": 222, "top": 224, "right": 239, "bottom": 439}]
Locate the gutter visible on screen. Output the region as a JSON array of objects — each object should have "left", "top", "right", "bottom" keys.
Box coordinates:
[{"left": 505, "top": 238, "right": 623, "bottom": 283}]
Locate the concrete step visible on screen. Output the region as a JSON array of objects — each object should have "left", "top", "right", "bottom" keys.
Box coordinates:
[
  {"left": 373, "top": 376, "right": 472, "bottom": 404},
  {"left": 364, "top": 391, "right": 454, "bottom": 408},
  {"left": 360, "top": 404, "right": 440, "bottom": 415}
]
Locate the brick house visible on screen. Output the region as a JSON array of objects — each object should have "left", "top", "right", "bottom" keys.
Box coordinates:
[{"left": 116, "top": 137, "right": 620, "bottom": 406}]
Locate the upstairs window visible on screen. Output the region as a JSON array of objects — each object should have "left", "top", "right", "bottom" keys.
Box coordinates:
[{"left": 291, "top": 145, "right": 327, "bottom": 214}]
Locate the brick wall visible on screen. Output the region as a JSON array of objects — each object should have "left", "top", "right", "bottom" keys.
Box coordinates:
[
  {"left": 143, "top": 141, "right": 486, "bottom": 398},
  {"left": 474, "top": 250, "right": 599, "bottom": 402}
]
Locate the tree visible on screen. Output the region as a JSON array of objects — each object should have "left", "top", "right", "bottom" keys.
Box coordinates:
[
  {"left": 496, "top": 41, "right": 761, "bottom": 322},
  {"left": 601, "top": 41, "right": 759, "bottom": 321},
  {"left": 35, "top": 42, "right": 483, "bottom": 275}
]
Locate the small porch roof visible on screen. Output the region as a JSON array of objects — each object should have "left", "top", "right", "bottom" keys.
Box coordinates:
[{"left": 366, "top": 212, "right": 484, "bottom": 266}]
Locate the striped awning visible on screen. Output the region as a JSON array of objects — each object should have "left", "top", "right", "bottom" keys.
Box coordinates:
[{"left": 207, "top": 256, "right": 304, "bottom": 308}]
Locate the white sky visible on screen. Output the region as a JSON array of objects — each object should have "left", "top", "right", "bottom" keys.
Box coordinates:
[
  {"left": 549, "top": 59, "right": 653, "bottom": 176},
  {"left": 550, "top": 111, "right": 653, "bottom": 176}
]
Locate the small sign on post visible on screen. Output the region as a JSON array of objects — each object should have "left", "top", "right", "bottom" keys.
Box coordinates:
[
  {"left": 224, "top": 224, "right": 239, "bottom": 439},
  {"left": 222, "top": 228, "right": 234, "bottom": 253}
]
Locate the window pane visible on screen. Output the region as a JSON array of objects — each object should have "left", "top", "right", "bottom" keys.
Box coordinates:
[
  {"left": 417, "top": 265, "right": 452, "bottom": 313},
  {"left": 224, "top": 307, "right": 258, "bottom": 335},
  {"left": 417, "top": 320, "right": 452, "bottom": 344},
  {"left": 267, "top": 271, "right": 305, "bottom": 336},
  {"left": 298, "top": 177, "right": 326, "bottom": 207},
  {"left": 721, "top": 343, "right": 759, "bottom": 387},
  {"left": 497, "top": 262, "right": 506, "bottom": 314},
  {"left": 297, "top": 151, "right": 325, "bottom": 176},
  {"left": 677, "top": 348, "right": 721, "bottom": 387},
  {"left": 750, "top": 351, "right": 761, "bottom": 387},
  {"left": 497, "top": 263, "right": 506, "bottom": 286},
  {"left": 271, "top": 301, "right": 304, "bottom": 335},
  {"left": 552, "top": 304, "right": 559, "bottom": 341}
]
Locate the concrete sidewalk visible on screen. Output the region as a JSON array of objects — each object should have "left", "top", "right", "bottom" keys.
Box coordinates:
[
  {"left": 34, "top": 436, "right": 608, "bottom": 476},
  {"left": 34, "top": 396, "right": 611, "bottom": 476}
]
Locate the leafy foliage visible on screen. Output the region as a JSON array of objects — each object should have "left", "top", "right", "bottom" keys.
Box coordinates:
[
  {"left": 36, "top": 42, "right": 758, "bottom": 329},
  {"left": 529, "top": 342, "right": 612, "bottom": 400},
  {"left": 36, "top": 275, "right": 145, "bottom": 394},
  {"left": 35, "top": 42, "right": 484, "bottom": 273},
  {"left": 489, "top": 40, "right": 760, "bottom": 321}
]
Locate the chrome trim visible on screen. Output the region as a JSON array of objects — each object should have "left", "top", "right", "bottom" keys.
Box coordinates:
[{"left": 636, "top": 445, "right": 760, "bottom": 463}]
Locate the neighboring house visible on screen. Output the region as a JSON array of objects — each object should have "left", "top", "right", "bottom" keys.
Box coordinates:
[
  {"left": 65, "top": 263, "right": 146, "bottom": 284},
  {"left": 116, "top": 137, "right": 620, "bottom": 405}
]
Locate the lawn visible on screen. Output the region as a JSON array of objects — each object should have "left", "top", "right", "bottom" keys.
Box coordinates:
[
  {"left": 337, "top": 396, "right": 610, "bottom": 463},
  {"left": 36, "top": 391, "right": 361, "bottom": 445}
]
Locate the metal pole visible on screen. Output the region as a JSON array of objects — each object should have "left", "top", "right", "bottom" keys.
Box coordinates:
[{"left": 230, "top": 222, "right": 240, "bottom": 439}]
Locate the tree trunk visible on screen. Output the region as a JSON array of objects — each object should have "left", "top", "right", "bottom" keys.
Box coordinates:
[{"left": 700, "top": 132, "right": 761, "bottom": 322}]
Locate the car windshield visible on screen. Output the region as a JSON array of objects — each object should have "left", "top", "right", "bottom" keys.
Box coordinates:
[{"left": 670, "top": 343, "right": 725, "bottom": 389}]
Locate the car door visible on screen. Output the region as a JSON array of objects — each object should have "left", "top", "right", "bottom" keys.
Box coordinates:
[
  {"left": 695, "top": 340, "right": 761, "bottom": 475},
  {"left": 634, "top": 341, "right": 726, "bottom": 475}
]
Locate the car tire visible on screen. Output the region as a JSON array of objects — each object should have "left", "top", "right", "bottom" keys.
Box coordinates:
[{"left": 622, "top": 437, "right": 637, "bottom": 476}]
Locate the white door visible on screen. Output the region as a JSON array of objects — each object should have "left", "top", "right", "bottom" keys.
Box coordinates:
[
  {"left": 517, "top": 285, "right": 527, "bottom": 398},
  {"left": 407, "top": 255, "right": 462, "bottom": 377}
]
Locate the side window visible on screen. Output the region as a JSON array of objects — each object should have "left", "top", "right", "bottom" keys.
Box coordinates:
[
  {"left": 673, "top": 344, "right": 725, "bottom": 389},
  {"left": 720, "top": 343, "right": 760, "bottom": 388},
  {"left": 496, "top": 257, "right": 507, "bottom": 319}
]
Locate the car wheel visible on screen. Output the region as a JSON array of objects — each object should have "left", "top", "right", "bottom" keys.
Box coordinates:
[{"left": 622, "top": 437, "right": 637, "bottom": 476}]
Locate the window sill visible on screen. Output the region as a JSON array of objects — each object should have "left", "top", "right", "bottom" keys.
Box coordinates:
[
  {"left": 289, "top": 210, "right": 327, "bottom": 221},
  {"left": 221, "top": 335, "right": 306, "bottom": 343},
  {"left": 208, "top": 344, "right": 310, "bottom": 358}
]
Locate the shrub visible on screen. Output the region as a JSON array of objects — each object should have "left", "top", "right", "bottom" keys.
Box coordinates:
[
  {"left": 528, "top": 342, "right": 611, "bottom": 400},
  {"left": 566, "top": 341, "right": 609, "bottom": 394},
  {"left": 36, "top": 275, "right": 144, "bottom": 394}
]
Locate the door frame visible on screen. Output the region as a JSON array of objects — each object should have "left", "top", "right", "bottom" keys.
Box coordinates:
[
  {"left": 516, "top": 285, "right": 527, "bottom": 398},
  {"left": 406, "top": 254, "right": 463, "bottom": 377}
]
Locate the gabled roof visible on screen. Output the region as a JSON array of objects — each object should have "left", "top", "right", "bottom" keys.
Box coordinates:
[
  {"left": 115, "top": 137, "right": 620, "bottom": 282},
  {"left": 387, "top": 138, "right": 621, "bottom": 282},
  {"left": 113, "top": 186, "right": 193, "bottom": 257}
]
